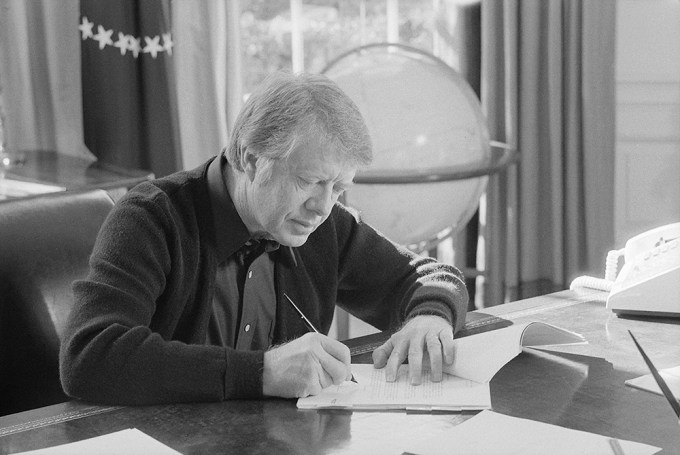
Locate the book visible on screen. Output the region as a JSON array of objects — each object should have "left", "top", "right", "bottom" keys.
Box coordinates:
[{"left": 297, "top": 321, "right": 585, "bottom": 411}]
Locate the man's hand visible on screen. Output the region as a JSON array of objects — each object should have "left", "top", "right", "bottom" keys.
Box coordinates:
[
  {"left": 263, "top": 332, "right": 353, "bottom": 398},
  {"left": 372, "top": 315, "right": 454, "bottom": 385}
]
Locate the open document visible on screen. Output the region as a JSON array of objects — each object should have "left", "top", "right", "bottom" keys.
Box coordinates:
[
  {"left": 298, "top": 363, "right": 491, "bottom": 411},
  {"left": 298, "top": 321, "right": 585, "bottom": 411}
]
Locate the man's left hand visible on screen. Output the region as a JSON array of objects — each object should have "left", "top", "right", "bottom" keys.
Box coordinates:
[{"left": 372, "top": 315, "right": 454, "bottom": 385}]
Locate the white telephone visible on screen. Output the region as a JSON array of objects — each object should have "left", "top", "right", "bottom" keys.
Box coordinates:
[{"left": 570, "top": 222, "right": 680, "bottom": 317}]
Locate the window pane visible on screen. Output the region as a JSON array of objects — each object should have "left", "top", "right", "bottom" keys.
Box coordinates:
[
  {"left": 302, "top": 1, "right": 387, "bottom": 73},
  {"left": 241, "top": 0, "right": 293, "bottom": 93},
  {"left": 398, "top": 0, "right": 435, "bottom": 53},
  {"left": 301, "top": 0, "right": 438, "bottom": 74},
  {"left": 240, "top": 0, "right": 467, "bottom": 93}
]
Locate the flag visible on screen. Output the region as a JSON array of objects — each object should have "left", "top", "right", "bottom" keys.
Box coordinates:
[{"left": 79, "top": 0, "right": 180, "bottom": 177}]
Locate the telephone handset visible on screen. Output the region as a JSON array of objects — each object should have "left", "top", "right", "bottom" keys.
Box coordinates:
[{"left": 570, "top": 222, "right": 680, "bottom": 317}]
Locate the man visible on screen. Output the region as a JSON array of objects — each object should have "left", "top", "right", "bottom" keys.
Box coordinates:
[{"left": 60, "top": 72, "right": 468, "bottom": 405}]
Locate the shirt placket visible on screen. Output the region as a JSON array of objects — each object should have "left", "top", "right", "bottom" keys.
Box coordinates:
[{"left": 234, "top": 242, "right": 277, "bottom": 351}]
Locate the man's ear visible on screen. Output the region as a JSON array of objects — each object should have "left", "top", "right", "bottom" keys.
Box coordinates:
[{"left": 242, "top": 147, "right": 258, "bottom": 181}]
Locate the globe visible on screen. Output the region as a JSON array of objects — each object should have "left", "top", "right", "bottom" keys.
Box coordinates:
[{"left": 323, "top": 43, "right": 490, "bottom": 250}]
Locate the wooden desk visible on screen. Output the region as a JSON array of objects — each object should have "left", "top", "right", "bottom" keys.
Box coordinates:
[
  {"left": 1, "top": 150, "right": 153, "bottom": 199},
  {"left": 1, "top": 290, "right": 678, "bottom": 454}
]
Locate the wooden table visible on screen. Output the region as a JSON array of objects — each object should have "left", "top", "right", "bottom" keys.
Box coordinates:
[
  {"left": 0, "top": 150, "right": 153, "bottom": 200},
  {"left": 1, "top": 289, "right": 678, "bottom": 454}
]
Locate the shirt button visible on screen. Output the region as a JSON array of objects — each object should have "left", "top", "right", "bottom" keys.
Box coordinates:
[
  {"left": 244, "top": 324, "right": 251, "bottom": 332},
  {"left": 248, "top": 270, "right": 253, "bottom": 279}
]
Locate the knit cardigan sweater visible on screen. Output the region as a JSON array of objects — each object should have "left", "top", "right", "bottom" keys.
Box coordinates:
[{"left": 59, "top": 158, "right": 468, "bottom": 405}]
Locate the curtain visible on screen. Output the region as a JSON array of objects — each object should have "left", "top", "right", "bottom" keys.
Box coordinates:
[
  {"left": 80, "top": 0, "right": 181, "bottom": 177},
  {"left": 0, "top": 0, "right": 235, "bottom": 175},
  {"left": 172, "top": 0, "right": 240, "bottom": 171},
  {"left": 433, "top": 0, "right": 483, "bottom": 310},
  {"left": 0, "top": 0, "right": 91, "bottom": 158},
  {"left": 480, "top": 0, "right": 616, "bottom": 302}
]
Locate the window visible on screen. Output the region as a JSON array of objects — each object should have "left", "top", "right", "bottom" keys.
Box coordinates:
[{"left": 240, "top": 0, "right": 471, "bottom": 95}]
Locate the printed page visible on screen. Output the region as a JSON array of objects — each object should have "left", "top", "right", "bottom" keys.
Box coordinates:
[
  {"left": 405, "top": 410, "right": 661, "bottom": 455},
  {"left": 297, "top": 364, "right": 490, "bottom": 410}
]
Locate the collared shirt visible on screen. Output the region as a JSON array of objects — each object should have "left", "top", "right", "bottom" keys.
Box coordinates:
[{"left": 205, "top": 155, "right": 280, "bottom": 351}]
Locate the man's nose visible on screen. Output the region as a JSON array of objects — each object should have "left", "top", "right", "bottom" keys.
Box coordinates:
[{"left": 306, "top": 185, "right": 334, "bottom": 217}]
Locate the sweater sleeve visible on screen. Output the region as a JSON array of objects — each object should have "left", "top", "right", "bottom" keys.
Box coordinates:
[
  {"left": 333, "top": 204, "right": 469, "bottom": 334},
  {"left": 59, "top": 190, "right": 263, "bottom": 405}
]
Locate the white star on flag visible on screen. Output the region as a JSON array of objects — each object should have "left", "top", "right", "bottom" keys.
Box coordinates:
[
  {"left": 78, "top": 17, "right": 173, "bottom": 60},
  {"left": 162, "top": 33, "right": 174, "bottom": 56},
  {"left": 114, "top": 32, "right": 130, "bottom": 56},
  {"left": 143, "top": 35, "right": 164, "bottom": 58},
  {"left": 93, "top": 25, "right": 113, "bottom": 50},
  {"left": 128, "top": 36, "right": 142, "bottom": 58},
  {"left": 79, "top": 16, "right": 94, "bottom": 40}
]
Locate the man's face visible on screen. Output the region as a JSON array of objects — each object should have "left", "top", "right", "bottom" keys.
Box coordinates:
[{"left": 246, "top": 137, "right": 357, "bottom": 247}]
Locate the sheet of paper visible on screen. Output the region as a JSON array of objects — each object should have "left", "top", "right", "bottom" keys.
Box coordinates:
[
  {"left": 297, "top": 364, "right": 490, "bottom": 410},
  {"left": 443, "top": 321, "right": 586, "bottom": 383},
  {"left": 405, "top": 410, "right": 661, "bottom": 455},
  {"left": 10, "top": 428, "right": 181, "bottom": 455},
  {"left": 0, "top": 178, "right": 65, "bottom": 200},
  {"left": 625, "top": 365, "right": 680, "bottom": 399}
]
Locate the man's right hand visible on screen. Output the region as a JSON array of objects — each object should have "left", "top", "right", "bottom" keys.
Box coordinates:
[{"left": 263, "top": 332, "right": 353, "bottom": 398}]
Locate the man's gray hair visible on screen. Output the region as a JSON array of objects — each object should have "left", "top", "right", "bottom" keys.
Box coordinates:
[{"left": 225, "top": 71, "right": 373, "bottom": 172}]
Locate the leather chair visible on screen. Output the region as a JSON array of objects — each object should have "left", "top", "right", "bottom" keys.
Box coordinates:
[{"left": 0, "top": 189, "right": 114, "bottom": 416}]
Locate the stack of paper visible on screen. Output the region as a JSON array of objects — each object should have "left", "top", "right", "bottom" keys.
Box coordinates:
[{"left": 298, "top": 321, "right": 586, "bottom": 411}]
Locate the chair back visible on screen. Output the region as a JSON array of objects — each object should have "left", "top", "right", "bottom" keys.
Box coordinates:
[{"left": 0, "top": 189, "right": 114, "bottom": 416}]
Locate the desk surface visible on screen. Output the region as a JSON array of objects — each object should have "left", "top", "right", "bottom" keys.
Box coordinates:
[
  {"left": 2, "top": 150, "right": 153, "bottom": 197},
  {"left": 1, "top": 289, "right": 679, "bottom": 454}
]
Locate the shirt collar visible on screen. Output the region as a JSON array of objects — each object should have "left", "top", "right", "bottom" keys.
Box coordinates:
[{"left": 207, "top": 154, "right": 252, "bottom": 261}]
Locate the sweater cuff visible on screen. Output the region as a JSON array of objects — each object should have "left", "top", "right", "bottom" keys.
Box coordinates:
[
  {"left": 407, "top": 300, "right": 454, "bottom": 326},
  {"left": 224, "top": 349, "right": 264, "bottom": 399}
]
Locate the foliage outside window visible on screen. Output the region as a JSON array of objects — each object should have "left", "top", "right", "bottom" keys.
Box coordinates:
[{"left": 240, "top": 0, "right": 445, "bottom": 94}]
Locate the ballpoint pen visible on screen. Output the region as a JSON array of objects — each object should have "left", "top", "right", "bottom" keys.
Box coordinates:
[{"left": 283, "top": 292, "right": 358, "bottom": 383}]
